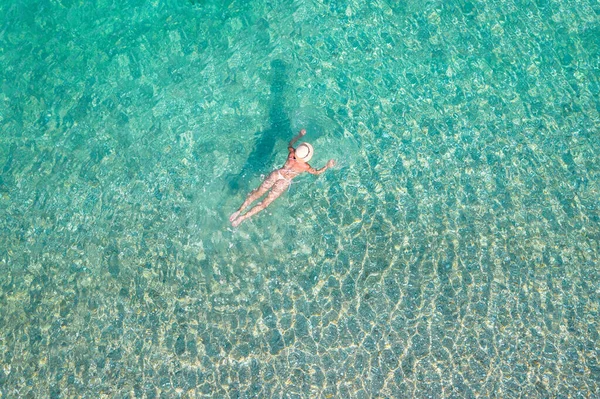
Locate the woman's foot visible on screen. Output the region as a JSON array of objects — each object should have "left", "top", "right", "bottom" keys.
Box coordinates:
[
  {"left": 229, "top": 211, "right": 240, "bottom": 222},
  {"left": 232, "top": 216, "right": 244, "bottom": 227}
]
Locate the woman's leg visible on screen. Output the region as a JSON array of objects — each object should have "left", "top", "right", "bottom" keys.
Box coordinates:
[
  {"left": 230, "top": 171, "right": 279, "bottom": 222},
  {"left": 232, "top": 179, "right": 290, "bottom": 227}
]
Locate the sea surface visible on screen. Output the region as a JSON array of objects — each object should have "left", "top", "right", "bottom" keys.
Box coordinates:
[{"left": 1, "top": 0, "right": 599, "bottom": 397}]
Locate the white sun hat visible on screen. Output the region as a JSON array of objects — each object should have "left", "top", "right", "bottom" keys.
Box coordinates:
[{"left": 295, "top": 143, "right": 314, "bottom": 162}]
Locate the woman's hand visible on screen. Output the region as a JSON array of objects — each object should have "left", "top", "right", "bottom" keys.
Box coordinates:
[
  {"left": 289, "top": 129, "right": 306, "bottom": 148},
  {"left": 327, "top": 159, "right": 336, "bottom": 168}
]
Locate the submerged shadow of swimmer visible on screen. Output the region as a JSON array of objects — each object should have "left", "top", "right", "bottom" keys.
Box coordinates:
[{"left": 228, "top": 59, "right": 292, "bottom": 193}]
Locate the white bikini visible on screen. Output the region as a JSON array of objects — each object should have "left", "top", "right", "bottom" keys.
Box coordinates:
[{"left": 276, "top": 169, "right": 299, "bottom": 182}]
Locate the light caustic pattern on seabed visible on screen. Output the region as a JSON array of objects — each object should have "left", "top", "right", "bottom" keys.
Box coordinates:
[{"left": 0, "top": 0, "right": 599, "bottom": 397}]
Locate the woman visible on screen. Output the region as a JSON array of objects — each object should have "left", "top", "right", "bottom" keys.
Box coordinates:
[{"left": 230, "top": 129, "right": 335, "bottom": 227}]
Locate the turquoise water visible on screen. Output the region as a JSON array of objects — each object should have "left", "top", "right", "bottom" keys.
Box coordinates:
[{"left": 1, "top": 0, "right": 599, "bottom": 397}]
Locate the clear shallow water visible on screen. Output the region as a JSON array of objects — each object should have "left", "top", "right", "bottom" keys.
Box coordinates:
[{"left": 1, "top": 0, "right": 599, "bottom": 397}]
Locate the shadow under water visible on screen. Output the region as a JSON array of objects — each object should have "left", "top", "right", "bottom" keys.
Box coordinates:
[{"left": 228, "top": 59, "right": 292, "bottom": 193}]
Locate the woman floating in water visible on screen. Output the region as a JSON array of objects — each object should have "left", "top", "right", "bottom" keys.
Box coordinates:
[{"left": 230, "top": 129, "right": 335, "bottom": 227}]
